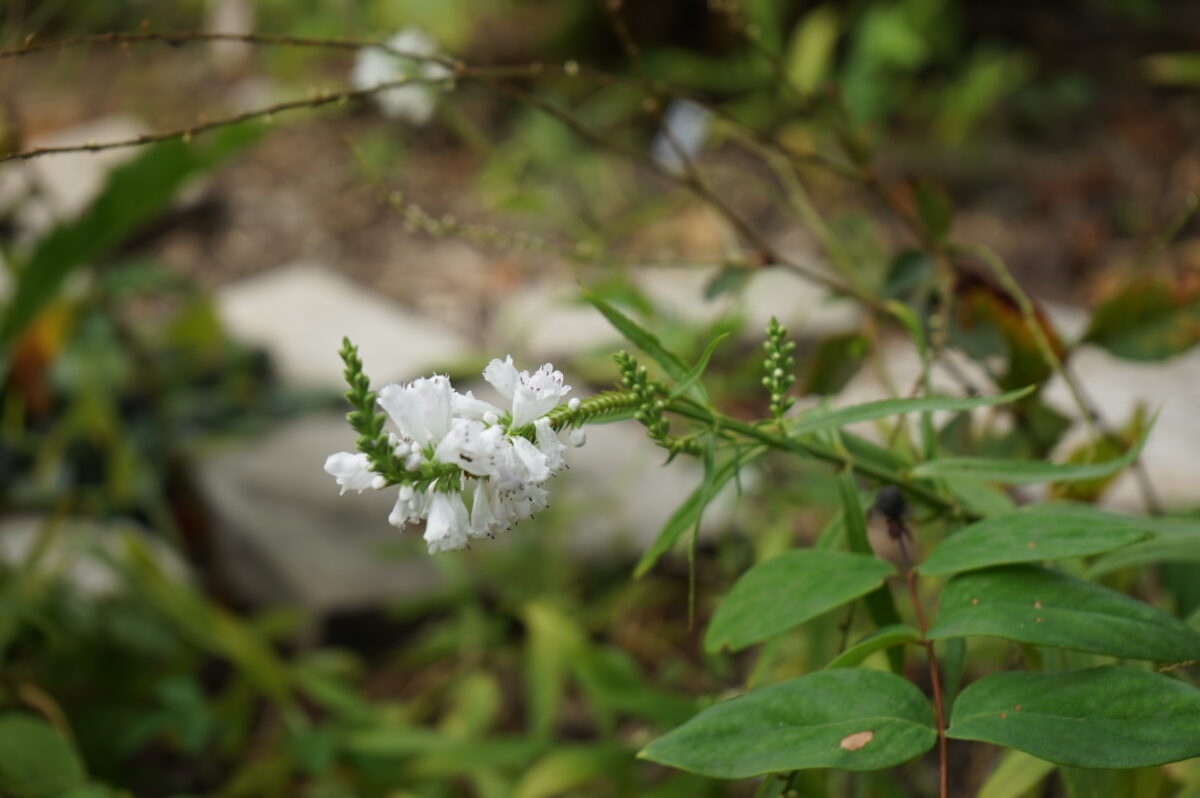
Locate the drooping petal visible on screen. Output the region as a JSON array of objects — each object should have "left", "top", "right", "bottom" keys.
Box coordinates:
[
  {"left": 534, "top": 417, "right": 568, "bottom": 473},
  {"left": 482, "top": 356, "right": 519, "bottom": 403},
  {"left": 387, "top": 484, "right": 426, "bottom": 530},
  {"left": 324, "top": 452, "right": 378, "bottom": 494},
  {"left": 424, "top": 490, "right": 471, "bottom": 553},
  {"left": 511, "top": 436, "right": 550, "bottom": 483},
  {"left": 511, "top": 363, "right": 571, "bottom": 427},
  {"left": 469, "top": 480, "right": 499, "bottom": 539}
]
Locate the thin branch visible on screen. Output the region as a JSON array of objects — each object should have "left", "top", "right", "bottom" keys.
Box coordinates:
[{"left": 0, "top": 76, "right": 449, "bottom": 163}]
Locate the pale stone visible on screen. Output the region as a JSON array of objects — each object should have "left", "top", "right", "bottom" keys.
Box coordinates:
[
  {"left": 196, "top": 413, "right": 440, "bottom": 611},
  {"left": 0, "top": 515, "right": 188, "bottom": 598},
  {"left": 216, "top": 262, "right": 472, "bottom": 390},
  {"left": 494, "top": 264, "right": 859, "bottom": 361}
]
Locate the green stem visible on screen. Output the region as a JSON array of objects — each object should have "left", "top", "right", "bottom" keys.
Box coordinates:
[{"left": 664, "top": 397, "right": 963, "bottom": 517}]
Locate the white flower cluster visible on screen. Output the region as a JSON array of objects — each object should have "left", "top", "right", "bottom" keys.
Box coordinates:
[
  {"left": 351, "top": 27, "right": 451, "bottom": 124},
  {"left": 324, "top": 357, "right": 584, "bottom": 554}
]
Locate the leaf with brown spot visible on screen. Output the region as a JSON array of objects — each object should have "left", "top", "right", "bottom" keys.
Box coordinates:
[{"left": 839, "top": 731, "right": 874, "bottom": 751}]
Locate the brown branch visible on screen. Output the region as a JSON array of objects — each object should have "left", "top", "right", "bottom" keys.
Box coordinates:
[
  {"left": 904, "top": 562, "right": 948, "bottom": 798},
  {"left": 0, "top": 76, "right": 451, "bottom": 163}
]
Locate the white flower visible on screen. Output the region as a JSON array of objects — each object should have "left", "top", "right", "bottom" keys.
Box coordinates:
[
  {"left": 434, "top": 419, "right": 519, "bottom": 482},
  {"left": 569, "top": 427, "right": 587, "bottom": 447},
  {"left": 378, "top": 375, "right": 453, "bottom": 450},
  {"left": 424, "top": 489, "right": 471, "bottom": 553},
  {"left": 324, "top": 452, "right": 379, "bottom": 494},
  {"left": 326, "top": 355, "right": 584, "bottom": 554},
  {"left": 452, "top": 389, "right": 503, "bottom": 421},
  {"left": 510, "top": 435, "right": 551, "bottom": 483},
  {"left": 534, "top": 417, "right": 568, "bottom": 471},
  {"left": 483, "top": 356, "right": 572, "bottom": 427},
  {"left": 388, "top": 483, "right": 426, "bottom": 530},
  {"left": 351, "top": 27, "right": 452, "bottom": 124}
]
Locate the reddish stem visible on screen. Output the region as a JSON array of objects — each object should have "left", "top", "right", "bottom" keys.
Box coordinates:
[{"left": 907, "top": 568, "right": 948, "bottom": 798}]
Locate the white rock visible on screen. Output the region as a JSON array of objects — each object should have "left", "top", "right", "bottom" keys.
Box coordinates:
[
  {"left": 494, "top": 264, "right": 859, "bottom": 362},
  {"left": 216, "top": 262, "right": 472, "bottom": 390},
  {"left": 556, "top": 414, "right": 738, "bottom": 556},
  {"left": 0, "top": 515, "right": 188, "bottom": 599},
  {"left": 197, "top": 413, "right": 440, "bottom": 611},
  {"left": 829, "top": 315, "right": 1200, "bottom": 513}
]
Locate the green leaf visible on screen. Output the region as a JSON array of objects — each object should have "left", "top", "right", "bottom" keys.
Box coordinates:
[
  {"left": 0, "top": 125, "right": 259, "bottom": 352},
  {"left": 912, "top": 425, "right": 1150, "bottom": 484},
  {"left": 0, "top": 714, "right": 87, "bottom": 798},
  {"left": 784, "top": 4, "right": 839, "bottom": 93},
  {"left": 976, "top": 750, "right": 1056, "bottom": 798},
  {"left": 838, "top": 471, "right": 904, "bottom": 672},
  {"left": 919, "top": 505, "right": 1152, "bottom": 576},
  {"left": 583, "top": 291, "right": 687, "bottom": 380},
  {"left": 947, "top": 666, "right": 1200, "bottom": 767},
  {"left": 788, "top": 386, "right": 1032, "bottom": 438},
  {"left": 668, "top": 332, "right": 729, "bottom": 400},
  {"left": 634, "top": 447, "right": 765, "bottom": 578},
  {"left": 703, "top": 265, "right": 753, "bottom": 299},
  {"left": 1084, "top": 275, "right": 1200, "bottom": 361},
  {"left": 639, "top": 669, "right": 936, "bottom": 777},
  {"left": 913, "top": 180, "right": 954, "bottom": 243},
  {"left": 705, "top": 550, "right": 895, "bottom": 653},
  {"left": 928, "top": 564, "right": 1200, "bottom": 661},
  {"left": 938, "top": 476, "right": 1016, "bottom": 517},
  {"left": 826, "top": 624, "right": 921, "bottom": 669},
  {"left": 1088, "top": 515, "right": 1200, "bottom": 577},
  {"left": 800, "top": 332, "right": 871, "bottom": 396},
  {"left": 512, "top": 744, "right": 631, "bottom": 798}
]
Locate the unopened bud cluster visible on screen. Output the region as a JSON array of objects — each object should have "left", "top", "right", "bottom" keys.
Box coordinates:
[
  {"left": 616, "top": 351, "right": 669, "bottom": 443},
  {"left": 614, "top": 351, "right": 700, "bottom": 457},
  {"left": 762, "top": 316, "right": 796, "bottom": 420}
]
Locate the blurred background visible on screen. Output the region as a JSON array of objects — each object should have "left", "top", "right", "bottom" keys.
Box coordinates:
[{"left": 2, "top": 0, "right": 1200, "bottom": 795}]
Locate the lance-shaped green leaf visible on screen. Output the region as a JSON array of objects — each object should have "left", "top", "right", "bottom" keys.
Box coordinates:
[
  {"left": 920, "top": 505, "right": 1152, "bottom": 576},
  {"left": 976, "top": 750, "right": 1056, "bottom": 798},
  {"left": 1088, "top": 515, "right": 1200, "bottom": 577},
  {"left": 639, "top": 669, "right": 937, "bottom": 777},
  {"left": 0, "top": 124, "right": 260, "bottom": 352},
  {"left": 668, "top": 332, "right": 729, "bottom": 400},
  {"left": 947, "top": 667, "right": 1200, "bottom": 768},
  {"left": 634, "top": 447, "right": 766, "bottom": 578},
  {"left": 787, "top": 387, "right": 1032, "bottom": 438},
  {"left": 912, "top": 425, "right": 1150, "bottom": 484},
  {"left": 826, "top": 624, "right": 922, "bottom": 669},
  {"left": 928, "top": 565, "right": 1200, "bottom": 662},
  {"left": 583, "top": 291, "right": 687, "bottom": 380},
  {"left": 705, "top": 550, "right": 895, "bottom": 653}
]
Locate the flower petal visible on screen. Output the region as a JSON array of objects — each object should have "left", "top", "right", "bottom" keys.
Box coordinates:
[
  {"left": 424, "top": 490, "right": 470, "bottom": 553},
  {"left": 483, "top": 356, "right": 519, "bottom": 403},
  {"left": 324, "top": 452, "right": 378, "bottom": 494},
  {"left": 511, "top": 363, "right": 571, "bottom": 427}
]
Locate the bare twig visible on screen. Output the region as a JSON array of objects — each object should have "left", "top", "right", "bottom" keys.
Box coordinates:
[{"left": 0, "top": 76, "right": 449, "bottom": 163}]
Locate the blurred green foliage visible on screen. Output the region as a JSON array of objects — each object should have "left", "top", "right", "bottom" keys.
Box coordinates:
[{"left": 3, "top": 0, "right": 1200, "bottom": 796}]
